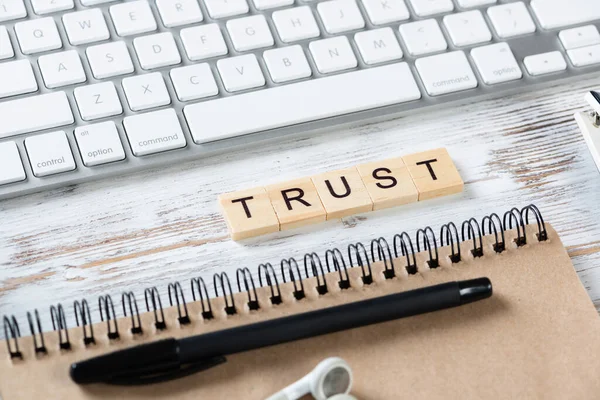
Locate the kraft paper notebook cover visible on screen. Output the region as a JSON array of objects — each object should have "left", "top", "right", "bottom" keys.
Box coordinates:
[{"left": 1, "top": 205, "right": 600, "bottom": 399}]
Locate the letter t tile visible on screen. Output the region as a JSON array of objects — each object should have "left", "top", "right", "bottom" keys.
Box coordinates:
[
  {"left": 402, "top": 148, "right": 464, "bottom": 200},
  {"left": 219, "top": 187, "right": 280, "bottom": 240}
]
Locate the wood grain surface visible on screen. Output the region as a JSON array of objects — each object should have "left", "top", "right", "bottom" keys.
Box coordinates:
[{"left": 2, "top": 76, "right": 600, "bottom": 335}]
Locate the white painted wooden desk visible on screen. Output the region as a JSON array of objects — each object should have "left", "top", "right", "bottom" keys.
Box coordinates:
[{"left": 2, "top": 77, "right": 600, "bottom": 333}]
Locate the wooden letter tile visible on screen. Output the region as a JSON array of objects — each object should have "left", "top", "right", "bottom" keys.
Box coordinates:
[
  {"left": 356, "top": 157, "right": 418, "bottom": 211},
  {"left": 219, "top": 187, "right": 280, "bottom": 240},
  {"left": 266, "top": 178, "right": 326, "bottom": 230},
  {"left": 402, "top": 148, "right": 464, "bottom": 201},
  {"left": 311, "top": 168, "right": 373, "bottom": 220}
]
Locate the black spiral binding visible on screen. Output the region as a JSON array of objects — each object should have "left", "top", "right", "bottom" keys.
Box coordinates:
[
  {"left": 280, "top": 258, "right": 305, "bottom": 300},
  {"left": 74, "top": 299, "right": 95, "bottom": 345},
  {"left": 98, "top": 295, "right": 120, "bottom": 340},
  {"left": 190, "top": 277, "right": 214, "bottom": 320},
  {"left": 214, "top": 272, "right": 236, "bottom": 315},
  {"left": 144, "top": 287, "right": 167, "bottom": 330},
  {"left": 50, "top": 304, "right": 71, "bottom": 350},
  {"left": 3, "top": 316, "right": 21, "bottom": 359},
  {"left": 523, "top": 204, "right": 548, "bottom": 242},
  {"left": 304, "top": 253, "right": 328, "bottom": 295},
  {"left": 440, "top": 221, "right": 461, "bottom": 263},
  {"left": 258, "top": 263, "right": 283, "bottom": 305},
  {"left": 26, "top": 310, "right": 46, "bottom": 354},
  {"left": 393, "top": 232, "right": 417, "bottom": 275},
  {"left": 235, "top": 268, "right": 259, "bottom": 311},
  {"left": 325, "top": 249, "right": 351, "bottom": 290},
  {"left": 168, "top": 282, "right": 191, "bottom": 325},
  {"left": 416, "top": 227, "right": 439, "bottom": 268},
  {"left": 121, "top": 292, "right": 143, "bottom": 335},
  {"left": 482, "top": 213, "right": 505, "bottom": 253},
  {"left": 462, "top": 218, "right": 484, "bottom": 258},
  {"left": 504, "top": 207, "right": 527, "bottom": 246},
  {"left": 3, "top": 205, "right": 548, "bottom": 359},
  {"left": 348, "top": 242, "right": 373, "bottom": 285},
  {"left": 371, "top": 238, "right": 396, "bottom": 279}
]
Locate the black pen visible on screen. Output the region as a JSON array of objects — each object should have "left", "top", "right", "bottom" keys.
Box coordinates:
[{"left": 70, "top": 277, "right": 492, "bottom": 385}]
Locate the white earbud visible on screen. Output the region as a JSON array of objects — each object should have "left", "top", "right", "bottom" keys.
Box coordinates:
[{"left": 266, "top": 357, "right": 353, "bottom": 400}]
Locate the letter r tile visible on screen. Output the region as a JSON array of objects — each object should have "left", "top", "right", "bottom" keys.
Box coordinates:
[
  {"left": 219, "top": 187, "right": 280, "bottom": 240},
  {"left": 356, "top": 157, "right": 418, "bottom": 211},
  {"left": 266, "top": 178, "right": 326, "bottom": 231},
  {"left": 311, "top": 167, "right": 373, "bottom": 220},
  {"left": 402, "top": 148, "right": 464, "bottom": 201}
]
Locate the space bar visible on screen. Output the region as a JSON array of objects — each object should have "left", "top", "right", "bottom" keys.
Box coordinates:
[
  {"left": 0, "top": 92, "right": 74, "bottom": 139},
  {"left": 184, "top": 63, "right": 421, "bottom": 144}
]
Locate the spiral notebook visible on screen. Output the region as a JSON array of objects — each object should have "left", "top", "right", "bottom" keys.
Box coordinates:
[{"left": 1, "top": 205, "right": 600, "bottom": 399}]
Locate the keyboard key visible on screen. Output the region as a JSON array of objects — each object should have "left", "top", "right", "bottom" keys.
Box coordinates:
[
  {"left": 31, "top": 0, "right": 73, "bottom": 15},
  {"left": 456, "top": 0, "right": 495, "bottom": 7},
  {"left": 0, "top": 26, "right": 13, "bottom": 59},
  {"left": 252, "top": 0, "right": 292, "bottom": 11},
  {"left": 184, "top": 63, "right": 421, "bottom": 143},
  {"left": 443, "top": 10, "right": 492, "bottom": 47},
  {"left": 156, "top": 0, "right": 203, "bottom": 27},
  {"left": 0, "top": 60, "right": 37, "bottom": 98},
  {"left": 273, "top": 6, "right": 320, "bottom": 43},
  {"left": 523, "top": 52, "right": 567, "bottom": 76},
  {"left": 318, "top": 0, "right": 365, "bottom": 34},
  {"left": 560, "top": 26, "right": 600, "bottom": 50},
  {"left": 218, "top": 54, "right": 265, "bottom": 92},
  {"left": 471, "top": 43, "right": 521, "bottom": 85},
  {"left": 408, "top": 0, "right": 453, "bottom": 17},
  {"left": 87, "top": 41, "right": 134, "bottom": 79},
  {"left": 15, "top": 17, "right": 62, "bottom": 54},
  {"left": 38, "top": 50, "right": 86, "bottom": 88},
  {"left": 227, "top": 15, "right": 274, "bottom": 52},
  {"left": 170, "top": 64, "right": 219, "bottom": 101},
  {"left": 81, "top": 0, "right": 117, "bottom": 5},
  {"left": 75, "top": 122, "right": 125, "bottom": 166},
  {"left": 62, "top": 9, "right": 110, "bottom": 46},
  {"left": 487, "top": 2, "right": 535, "bottom": 39},
  {"left": 123, "top": 109, "right": 186, "bottom": 156},
  {"left": 74, "top": 82, "right": 123, "bottom": 120},
  {"left": 361, "top": 0, "right": 409, "bottom": 25},
  {"left": 531, "top": 0, "right": 600, "bottom": 30},
  {"left": 204, "top": 0, "right": 248, "bottom": 19},
  {"left": 310, "top": 36, "right": 357, "bottom": 74},
  {"left": 568, "top": 44, "right": 600, "bottom": 67},
  {"left": 122, "top": 72, "right": 171, "bottom": 111},
  {"left": 0, "top": 142, "right": 26, "bottom": 186},
  {"left": 25, "top": 131, "right": 76, "bottom": 177},
  {"left": 399, "top": 19, "right": 447, "bottom": 56},
  {"left": 181, "top": 24, "right": 228, "bottom": 61},
  {"left": 264, "top": 45, "right": 312, "bottom": 83},
  {"left": 355, "top": 27, "right": 403, "bottom": 65},
  {"left": 134, "top": 32, "right": 181, "bottom": 70},
  {"left": 0, "top": 0, "right": 26, "bottom": 22},
  {"left": 416, "top": 51, "right": 477, "bottom": 96},
  {"left": 110, "top": 1, "right": 157, "bottom": 37},
  {"left": 0, "top": 92, "right": 74, "bottom": 138}
]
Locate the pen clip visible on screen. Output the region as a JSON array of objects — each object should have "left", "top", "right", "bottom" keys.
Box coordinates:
[{"left": 107, "top": 355, "right": 227, "bottom": 386}]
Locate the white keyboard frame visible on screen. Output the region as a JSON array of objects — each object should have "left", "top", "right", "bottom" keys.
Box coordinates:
[{"left": 0, "top": 0, "right": 600, "bottom": 200}]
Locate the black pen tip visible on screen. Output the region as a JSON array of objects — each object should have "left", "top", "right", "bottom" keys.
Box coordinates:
[
  {"left": 458, "top": 277, "right": 492, "bottom": 304},
  {"left": 70, "top": 361, "right": 93, "bottom": 384}
]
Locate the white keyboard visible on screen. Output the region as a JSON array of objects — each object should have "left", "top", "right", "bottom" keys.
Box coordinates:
[{"left": 1, "top": 0, "right": 600, "bottom": 199}]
